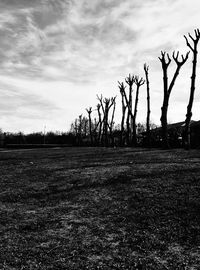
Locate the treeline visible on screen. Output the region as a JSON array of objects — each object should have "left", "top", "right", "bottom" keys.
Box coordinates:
[
  {"left": 0, "top": 131, "right": 76, "bottom": 147},
  {"left": 0, "top": 125, "right": 149, "bottom": 147},
  {"left": 70, "top": 29, "right": 200, "bottom": 149}
]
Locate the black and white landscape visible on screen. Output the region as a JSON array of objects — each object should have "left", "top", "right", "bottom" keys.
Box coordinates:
[{"left": 0, "top": 0, "right": 200, "bottom": 269}]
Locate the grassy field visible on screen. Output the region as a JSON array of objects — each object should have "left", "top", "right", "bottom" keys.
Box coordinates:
[{"left": 0, "top": 147, "right": 200, "bottom": 269}]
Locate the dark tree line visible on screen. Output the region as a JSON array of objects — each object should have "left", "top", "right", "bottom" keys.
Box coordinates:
[{"left": 0, "top": 131, "right": 77, "bottom": 147}]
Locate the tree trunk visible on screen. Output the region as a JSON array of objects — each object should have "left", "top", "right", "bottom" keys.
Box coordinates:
[
  {"left": 118, "top": 82, "right": 128, "bottom": 146},
  {"left": 88, "top": 113, "right": 93, "bottom": 146},
  {"left": 126, "top": 113, "right": 130, "bottom": 145},
  {"left": 109, "top": 100, "right": 116, "bottom": 147},
  {"left": 144, "top": 64, "right": 151, "bottom": 147},
  {"left": 132, "top": 85, "right": 140, "bottom": 146},
  {"left": 97, "top": 106, "right": 102, "bottom": 146},
  {"left": 184, "top": 48, "right": 198, "bottom": 149},
  {"left": 160, "top": 99, "right": 169, "bottom": 149},
  {"left": 104, "top": 108, "right": 109, "bottom": 147},
  {"left": 86, "top": 108, "right": 93, "bottom": 146},
  {"left": 128, "top": 85, "right": 133, "bottom": 142},
  {"left": 120, "top": 106, "right": 126, "bottom": 146}
]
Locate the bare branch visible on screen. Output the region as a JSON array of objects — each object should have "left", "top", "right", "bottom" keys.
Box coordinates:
[
  {"left": 172, "top": 51, "right": 179, "bottom": 61},
  {"left": 195, "top": 28, "right": 200, "bottom": 38},
  {"left": 109, "top": 96, "right": 117, "bottom": 109},
  {"left": 184, "top": 29, "right": 200, "bottom": 51},
  {"left": 158, "top": 51, "right": 171, "bottom": 67},
  {"left": 184, "top": 35, "right": 193, "bottom": 51},
  {"left": 118, "top": 81, "right": 127, "bottom": 95},
  {"left": 182, "top": 51, "right": 190, "bottom": 62},
  {"left": 86, "top": 107, "right": 92, "bottom": 114},
  {"left": 189, "top": 33, "right": 195, "bottom": 42},
  {"left": 134, "top": 75, "right": 145, "bottom": 86},
  {"left": 125, "top": 74, "right": 135, "bottom": 86},
  {"left": 96, "top": 94, "right": 103, "bottom": 103},
  {"left": 97, "top": 94, "right": 105, "bottom": 114},
  {"left": 166, "top": 53, "right": 171, "bottom": 65},
  {"left": 144, "top": 63, "right": 149, "bottom": 73},
  {"left": 172, "top": 51, "right": 190, "bottom": 66}
]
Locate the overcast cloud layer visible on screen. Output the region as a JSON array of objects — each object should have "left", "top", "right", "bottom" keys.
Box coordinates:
[{"left": 0, "top": 0, "right": 200, "bottom": 133}]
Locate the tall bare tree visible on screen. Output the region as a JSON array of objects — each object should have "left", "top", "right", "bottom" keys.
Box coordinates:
[
  {"left": 144, "top": 64, "right": 151, "bottom": 147},
  {"left": 77, "top": 114, "right": 83, "bottom": 145},
  {"left": 118, "top": 81, "right": 127, "bottom": 146},
  {"left": 125, "top": 74, "right": 135, "bottom": 143},
  {"left": 183, "top": 29, "right": 200, "bottom": 149},
  {"left": 97, "top": 95, "right": 116, "bottom": 146},
  {"left": 108, "top": 97, "right": 116, "bottom": 146},
  {"left": 118, "top": 81, "right": 132, "bottom": 145},
  {"left": 96, "top": 103, "right": 103, "bottom": 145},
  {"left": 132, "top": 76, "right": 145, "bottom": 145},
  {"left": 82, "top": 116, "right": 89, "bottom": 137},
  {"left": 103, "top": 97, "right": 116, "bottom": 146},
  {"left": 119, "top": 76, "right": 144, "bottom": 146},
  {"left": 159, "top": 51, "right": 189, "bottom": 148},
  {"left": 86, "top": 107, "right": 93, "bottom": 145}
]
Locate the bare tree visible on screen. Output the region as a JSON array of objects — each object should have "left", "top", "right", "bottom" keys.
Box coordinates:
[
  {"left": 118, "top": 81, "right": 127, "bottom": 146},
  {"left": 159, "top": 50, "right": 189, "bottom": 148},
  {"left": 132, "top": 76, "right": 145, "bottom": 145},
  {"left": 97, "top": 95, "right": 116, "bottom": 146},
  {"left": 119, "top": 76, "right": 144, "bottom": 146},
  {"left": 125, "top": 74, "right": 135, "bottom": 144},
  {"left": 82, "top": 116, "right": 89, "bottom": 137},
  {"left": 76, "top": 115, "right": 83, "bottom": 145},
  {"left": 144, "top": 64, "right": 151, "bottom": 147},
  {"left": 108, "top": 97, "right": 116, "bottom": 146},
  {"left": 103, "top": 97, "right": 116, "bottom": 146},
  {"left": 96, "top": 103, "right": 103, "bottom": 145},
  {"left": 183, "top": 29, "right": 200, "bottom": 149},
  {"left": 86, "top": 107, "right": 93, "bottom": 145}
]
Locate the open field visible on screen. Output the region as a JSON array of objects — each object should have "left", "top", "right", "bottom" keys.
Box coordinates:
[{"left": 0, "top": 147, "right": 200, "bottom": 269}]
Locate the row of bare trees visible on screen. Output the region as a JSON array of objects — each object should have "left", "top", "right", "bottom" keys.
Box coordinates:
[
  {"left": 70, "top": 29, "right": 200, "bottom": 149},
  {"left": 70, "top": 69, "right": 150, "bottom": 147},
  {"left": 71, "top": 95, "right": 117, "bottom": 146}
]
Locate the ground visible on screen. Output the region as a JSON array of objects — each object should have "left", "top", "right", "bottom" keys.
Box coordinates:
[{"left": 0, "top": 147, "right": 200, "bottom": 270}]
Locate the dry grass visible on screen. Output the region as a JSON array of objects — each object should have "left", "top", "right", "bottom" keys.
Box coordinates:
[{"left": 0, "top": 147, "right": 200, "bottom": 269}]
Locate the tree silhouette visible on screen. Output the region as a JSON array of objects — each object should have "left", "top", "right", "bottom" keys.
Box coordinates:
[
  {"left": 159, "top": 50, "right": 189, "bottom": 148},
  {"left": 118, "top": 81, "right": 132, "bottom": 145},
  {"left": 96, "top": 103, "right": 103, "bottom": 145},
  {"left": 125, "top": 74, "right": 135, "bottom": 144},
  {"left": 144, "top": 64, "right": 151, "bottom": 147},
  {"left": 108, "top": 97, "right": 116, "bottom": 146},
  {"left": 132, "top": 76, "right": 145, "bottom": 146},
  {"left": 118, "top": 81, "right": 127, "bottom": 146},
  {"left": 183, "top": 29, "right": 200, "bottom": 149},
  {"left": 97, "top": 95, "right": 116, "bottom": 146},
  {"left": 119, "top": 76, "right": 144, "bottom": 146},
  {"left": 86, "top": 107, "right": 93, "bottom": 145}
]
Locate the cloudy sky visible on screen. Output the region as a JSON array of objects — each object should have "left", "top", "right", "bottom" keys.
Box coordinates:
[{"left": 0, "top": 0, "right": 200, "bottom": 133}]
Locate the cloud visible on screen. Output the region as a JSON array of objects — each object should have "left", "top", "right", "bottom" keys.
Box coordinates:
[
  {"left": 0, "top": 80, "right": 58, "bottom": 118},
  {"left": 0, "top": 0, "right": 139, "bottom": 83}
]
